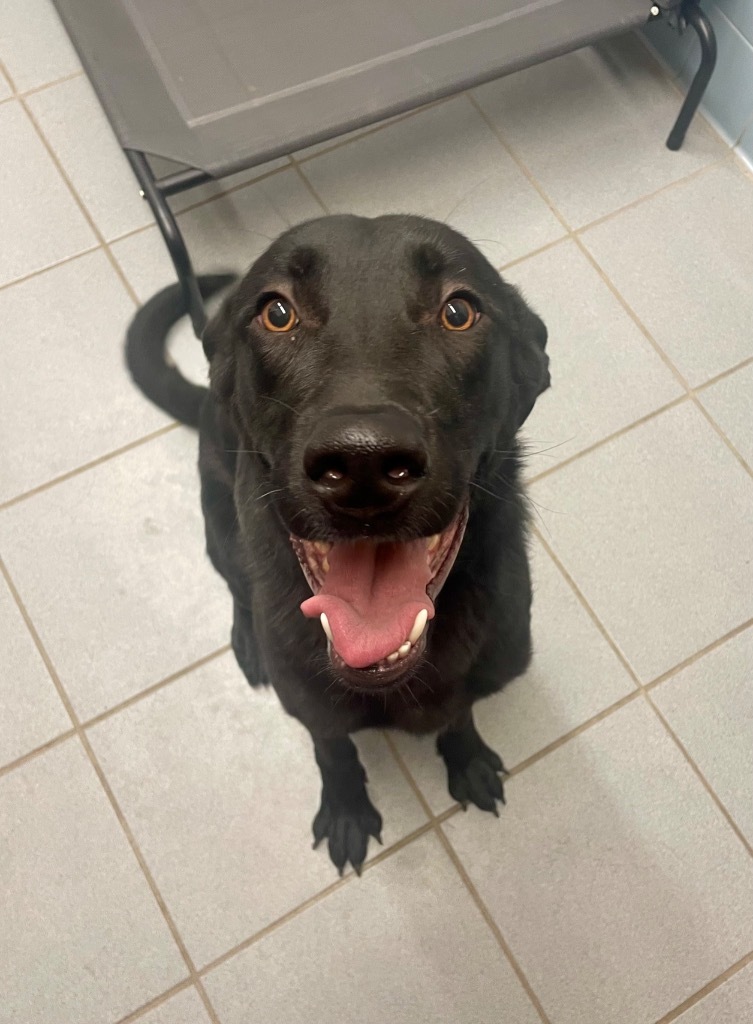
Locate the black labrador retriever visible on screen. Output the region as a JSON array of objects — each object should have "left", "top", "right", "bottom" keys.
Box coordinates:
[{"left": 126, "top": 214, "right": 550, "bottom": 874}]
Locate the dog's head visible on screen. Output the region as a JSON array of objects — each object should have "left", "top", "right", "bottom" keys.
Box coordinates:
[{"left": 205, "top": 214, "right": 549, "bottom": 689}]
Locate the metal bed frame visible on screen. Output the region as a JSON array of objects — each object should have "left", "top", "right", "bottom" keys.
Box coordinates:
[{"left": 52, "top": 0, "right": 716, "bottom": 338}]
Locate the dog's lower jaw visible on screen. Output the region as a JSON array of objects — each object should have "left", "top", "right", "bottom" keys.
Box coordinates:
[{"left": 327, "top": 631, "right": 427, "bottom": 693}]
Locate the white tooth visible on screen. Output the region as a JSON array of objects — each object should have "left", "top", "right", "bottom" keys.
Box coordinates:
[
  {"left": 408, "top": 609, "right": 428, "bottom": 644},
  {"left": 322, "top": 556, "right": 330, "bottom": 573},
  {"left": 427, "top": 534, "right": 440, "bottom": 552},
  {"left": 320, "top": 613, "right": 333, "bottom": 642},
  {"left": 398, "top": 641, "right": 411, "bottom": 659},
  {"left": 387, "top": 651, "right": 400, "bottom": 664}
]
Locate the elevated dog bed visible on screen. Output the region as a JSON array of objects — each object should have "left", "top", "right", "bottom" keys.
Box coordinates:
[{"left": 53, "top": 0, "right": 716, "bottom": 336}]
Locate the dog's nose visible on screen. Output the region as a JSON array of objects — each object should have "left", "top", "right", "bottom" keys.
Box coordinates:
[{"left": 303, "top": 408, "right": 428, "bottom": 516}]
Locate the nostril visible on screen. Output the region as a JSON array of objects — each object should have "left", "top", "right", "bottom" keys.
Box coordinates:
[
  {"left": 304, "top": 450, "right": 349, "bottom": 486},
  {"left": 382, "top": 452, "right": 427, "bottom": 485},
  {"left": 321, "top": 466, "right": 346, "bottom": 485}
]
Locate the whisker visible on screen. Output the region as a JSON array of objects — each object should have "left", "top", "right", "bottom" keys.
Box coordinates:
[
  {"left": 259, "top": 394, "right": 300, "bottom": 416},
  {"left": 441, "top": 174, "right": 496, "bottom": 225},
  {"left": 255, "top": 487, "right": 285, "bottom": 503},
  {"left": 520, "top": 436, "right": 577, "bottom": 460}
]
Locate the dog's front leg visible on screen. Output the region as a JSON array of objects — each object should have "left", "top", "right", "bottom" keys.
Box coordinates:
[
  {"left": 311, "top": 736, "right": 383, "bottom": 876},
  {"left": 437, "top": 708, "right": 508, "bottom": 815}
]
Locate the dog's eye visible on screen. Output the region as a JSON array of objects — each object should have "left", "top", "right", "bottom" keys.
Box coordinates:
[
  {"left": 260, "top": 296, "right": 299, "bottom": 333},
  {"left": 440, "top": 296, "right": 477, "bottom": 331}
]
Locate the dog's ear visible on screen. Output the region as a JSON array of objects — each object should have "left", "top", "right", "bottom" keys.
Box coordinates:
[
  {"left": 508, "top": 291, "right": 550, "bottom": 430},
  {"left": 202, "top": 293, "right": 237, "bottom": 404}
]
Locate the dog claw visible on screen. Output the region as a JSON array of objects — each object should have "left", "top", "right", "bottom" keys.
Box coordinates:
[
  {"left": 312, "top": 792, "right": 383, "bottom": 876},
  {"left": 442, "top": 738, "right": 507, "bottom": 817}
]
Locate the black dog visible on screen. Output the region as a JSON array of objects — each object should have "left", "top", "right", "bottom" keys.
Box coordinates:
[{"left": 126, "top": 214, "right": 550, "bottom": 874}]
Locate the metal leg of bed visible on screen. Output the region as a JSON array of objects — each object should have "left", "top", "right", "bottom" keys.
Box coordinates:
[
  {"left": 666, "top": 2, "right": 717, "bottom": 151},
  {"left": 124, "top": 149, "right": 209, "bottom": 338}
]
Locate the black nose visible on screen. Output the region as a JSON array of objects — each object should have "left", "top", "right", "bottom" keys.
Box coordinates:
[{"left": 303, "top": 407, "right": 428, "bottom": 516}]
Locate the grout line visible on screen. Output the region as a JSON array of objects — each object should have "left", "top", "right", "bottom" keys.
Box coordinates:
[
  {"left": 572, "top": 157, "right": 725, "bottom": 237},
  {"left": 0, "top": 243, "right": 101, "bottom": 296},
  {"left": 19, "top": 69, "right": 85, "bottom": 98},
  {"left": 643, "top": 690, "right": 753, "bottom": 860},
  {"left": 645, "top": 617, "right": 753, "bottom": 692},
  {"left": 0, "top": 555, "right": 222, "bottom": 1023},
  {"left": 76, "top": 729, "right": 222, "bottom": 1023},
  {"left": 650, "top": 949, "right": 753, "bottom": 1024},
  {"left": 0, "top": 422, "right": 181, "bottom": 512},
  {"left": 532, "top": 529, "right": 753, "bottom": 862},
  {"left": 19, "top": 96, "right": 147, "bottom": 307},
  {"left": 468, "top": 84, "right": 753, "bottom": 488},
  {"left": 435, "top": 826, "right": 552, "bottom": 1024},
  {"left": 435, "top": 803, "right": 463, "bottom": 826},
  {"left": 532, "top": 528, "right": 643, "bottom": 688},
  {"left": 506, "top": 689, "right": 643, "bottom": 777},
  {"left": 468, "top": 71, "right": 753, "bottom": 486},
  {"left": 100, "top": 157, "right": 297, "bottom": 252},
  {"left": 695, "top": 353, "right": 753, "bottom": 392},
  {"left": 83, "top": 645, "right": 233, "bottom": 729},
  {"left": 197, "top": 818, "right": 437, "bottom": 976},
  {"left": 290, "top": 158, "right": 331, "bottom": 215},
  {"left": 0, "top": 68, "right": 86, "bottom": 106},
  {"left": 292, "top": 95, "right": 453, "bottom": 166},
  {"left": 495, "top": 235, "right": 568, "bottom": 274},
  {"left": 382, "top": 731, "right": 436, "bottom": 820},
  {"left": 571, "top": 233, "right": 692, "bottom": 389},
  {"left": 197, "top": 877, "right": 350, "bottom": 975},
  {"left": 111, "top": 977, "right": 195, "bottom": 1024},
  {"left": 524, "top": 356, "right": 752, "bottom": 492},
  {"left": 466, "top": 92, "right": 571, "bottom": 232},
  {"left": 0, "top": 556, "right": 83, "bottom": 730},
  {"left": 526, "top": 395, "right": 688, "bottom": 484},
  {"left": 0, "top": 727, "right": 77, "bottom": 780},
  {"left": 172, "top": 157, "right": 294, "bottom": 216},
  {"left": 0, "top": 56, "right": 17, "bottom": 93},
  {"left": 691, "top": 394, "right": 753, "bottom": 479}
]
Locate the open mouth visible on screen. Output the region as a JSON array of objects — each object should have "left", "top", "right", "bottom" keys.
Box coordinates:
[{"left": 291, "top": 503, "right": 468, "bottom": 690}]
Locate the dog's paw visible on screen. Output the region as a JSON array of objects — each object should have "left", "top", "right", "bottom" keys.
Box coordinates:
[
  {"left": 446, "top": 744, "right": 508, "bottom": 816},
  {"left": 312, "top": 794, "right": 383, "bottom": 876}
]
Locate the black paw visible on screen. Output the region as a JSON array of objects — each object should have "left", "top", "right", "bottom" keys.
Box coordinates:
[
  {"left": 445, "top": 743, "right": 508, "bottom": 816},
  {"left": 312, "top": 793, "right": 383, "bottom": 876}
]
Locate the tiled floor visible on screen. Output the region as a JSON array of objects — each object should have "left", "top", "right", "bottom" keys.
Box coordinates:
[{"left": 1, "top": 5, "right": 752, "bottom": 1023}]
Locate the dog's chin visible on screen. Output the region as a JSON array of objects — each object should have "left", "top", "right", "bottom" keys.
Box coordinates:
[{"left": 328, "top": 632, "right": 427, "bottom": 693}]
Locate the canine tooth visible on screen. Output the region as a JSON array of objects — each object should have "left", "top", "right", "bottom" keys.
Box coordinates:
[
  {"left": 320, "top": 613, "right": 333, "bottom": 642},
  {"left": 398, "top": 642, "right": 411, "bottom": 659},
  {"left": 387, "top": 651, "right": 400, "bottom": 664},
  {"left": 427, "top": 534, "right": 440, "bottom": 552},
  {"left": 408, "top": 609, "right": 428, "bottom": 644}
]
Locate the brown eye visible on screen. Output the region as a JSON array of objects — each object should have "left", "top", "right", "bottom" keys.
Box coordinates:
[
  {"left": 260, "top": 296, "right": 298, "bottom": 332},
  {"left": 440, "top": 296, "right": 477, "bottom": 331}
]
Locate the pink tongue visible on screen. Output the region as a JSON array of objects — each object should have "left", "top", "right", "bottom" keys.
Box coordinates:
[{"left": 300, "top": 540, "right": 434, "bottom": 668}]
